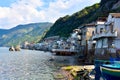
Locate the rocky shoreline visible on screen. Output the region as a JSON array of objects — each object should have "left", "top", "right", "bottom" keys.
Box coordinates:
[{"left": 46, "top": 56, "right": 95, "bottom": 80}]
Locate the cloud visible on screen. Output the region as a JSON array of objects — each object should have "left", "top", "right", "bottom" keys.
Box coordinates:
[
  {"left": 0, "top": 0, "right": 100, "bottom": 29},
  {"left": 0, "top": 0, "right": 45, "bottom": 29}
]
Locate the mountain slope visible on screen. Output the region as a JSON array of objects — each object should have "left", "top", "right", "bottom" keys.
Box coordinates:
[
  {"left": 0, "top": 22, "right": 53, "bottom": 46},
  {"left": 45, "top": 0, "right": 120, "bottom": 38},
  {"left": 0, "top": 29, "right": 8, "bottom": 36}
]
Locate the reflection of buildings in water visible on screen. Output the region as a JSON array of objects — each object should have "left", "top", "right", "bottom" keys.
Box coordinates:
[{"left": 52, "top": 55, "right": 77, "bottom": 65}]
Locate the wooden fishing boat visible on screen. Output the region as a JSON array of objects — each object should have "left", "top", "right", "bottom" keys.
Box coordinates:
[{"left": 100, "top": 63, "right": 120, "bottom": 80}]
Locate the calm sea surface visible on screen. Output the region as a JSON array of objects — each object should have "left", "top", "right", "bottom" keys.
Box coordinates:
[{"left": 0, "top": 47, "right": 54, "bottom": 80}]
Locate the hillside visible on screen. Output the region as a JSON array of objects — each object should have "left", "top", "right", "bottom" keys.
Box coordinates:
[
  {"left": 0, "top": 22, "right": 53, "bottom": 46},
  {"left": 44, "top": 0, "right": 120, "bottom": 38},
  {"left": 0, "top": 29, "right": 9, "bottom": 36}
]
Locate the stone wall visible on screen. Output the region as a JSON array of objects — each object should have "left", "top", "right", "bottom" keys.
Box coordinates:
[{"left": 95, "top": 48, "right": 116, "bottom": 60}]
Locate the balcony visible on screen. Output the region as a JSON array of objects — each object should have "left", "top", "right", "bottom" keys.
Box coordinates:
[{"left": 92, "top": 30, "right": 117, "bottom": 40}]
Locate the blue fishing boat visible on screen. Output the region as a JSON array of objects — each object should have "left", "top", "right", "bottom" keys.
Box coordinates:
[{"left": 100, "top": 60, "right": 120, "bottom": 80}]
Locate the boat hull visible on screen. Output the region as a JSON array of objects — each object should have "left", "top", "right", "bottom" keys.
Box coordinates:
[{"left": 100, "top": 65, "right": 120, "bottom": 80}]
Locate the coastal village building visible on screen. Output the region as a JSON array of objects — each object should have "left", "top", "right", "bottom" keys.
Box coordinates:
[
  {"left": 79, "top": 23, "right": 96, "bottom": 55},
  {"left": 78, "top": 23, "right": 96, "bottom": 64},
  {"left": 80, "top": 23, "right": 96, "bottom": 46},
  {"left": 21, "top": 41, "right": 30, "bottom": 49},
  {"left": 21, "top": 41, "right": 35, "bottom": 49},
  {"left": 68, "top": 29, "right": 81, "bottom": 50},
  {"left": 92, "top": 13, "right": 120, "bottom": 60},
  {"left": 42, "top": 36, "right": 60, "bottom": 50},
  {"left": 51, "top": 30, "right": 81, "bottom": 56}
]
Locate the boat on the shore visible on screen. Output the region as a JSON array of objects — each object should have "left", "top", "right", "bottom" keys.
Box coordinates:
[{"left": 100, "top": 61, "right": 120, "bottom": 80}]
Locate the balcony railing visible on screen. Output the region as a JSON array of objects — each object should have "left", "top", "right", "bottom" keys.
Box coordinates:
[{"left": 92, "top": 30, "right": 117, "bottom": 40}]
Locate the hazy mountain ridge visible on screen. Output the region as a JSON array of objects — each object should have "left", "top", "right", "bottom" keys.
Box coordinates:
[{"left": 0, "top": 22, "right": 53, "bottom": 46}]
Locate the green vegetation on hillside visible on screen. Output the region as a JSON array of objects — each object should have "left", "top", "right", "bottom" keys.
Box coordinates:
[
  {"left": 44, "top": 0, "right": 120, "bottom": 38},
  {"left": 0, "top": 22, "right": 53, "bottom": 46},
  {"left": 44, "top": 3, "right": 100, "bottom": 37}
]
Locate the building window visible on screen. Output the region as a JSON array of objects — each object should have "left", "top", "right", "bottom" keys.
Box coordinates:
[
  {"left": 105, "top": 25, "right": 107, "bottom": 32},
  {"left": 83, "top": 32, "right": 86, "bottom": 35},
  {"left": 103, "top": 38, "right": 108, "bottom": 48},
  {"left": 92, "top": 31, "right": 95, "bottom": 35},
  {"left": 96, "top": 40, "right": 102, "bottom": 48},
  {"left": 95, "top": 28, "right": 97, "bottom": 34},
  {"left": 100, "top": 28, "right": 103, "bottom": 33},
  {"left": 110, "top": 23, "right": 114, "bottom": 33}
]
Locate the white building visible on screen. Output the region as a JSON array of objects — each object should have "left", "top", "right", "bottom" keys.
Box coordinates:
[
  {"left": 80, "top": 23, "right": 96, "bottom": 50},
  {"left": 92, "top": 13, "right": 120, "bottom": 60}
]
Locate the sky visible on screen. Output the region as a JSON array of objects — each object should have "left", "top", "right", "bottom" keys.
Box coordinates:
[{"left": 0, "top": 0, "right": 100, "bottom": 29}]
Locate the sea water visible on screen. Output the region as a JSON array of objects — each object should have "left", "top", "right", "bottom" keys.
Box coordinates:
[{"left": 0, "top": 47, "right": 54, "bottom": 80}]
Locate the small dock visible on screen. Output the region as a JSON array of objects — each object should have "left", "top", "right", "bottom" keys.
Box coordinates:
[{"left": 52, "top": 49, "right": 78, "bottom": 56}]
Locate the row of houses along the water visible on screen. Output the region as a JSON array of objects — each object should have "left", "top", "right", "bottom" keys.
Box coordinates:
[
  {"left": 75, "top": 13, "right": 120, "bottom": 64},
  {"left": 20, "top": 13, "right": 120, "bottom": 80},
  {"left": 21, "top": 13, "right": 120, "bottom": 64}
]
